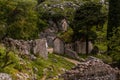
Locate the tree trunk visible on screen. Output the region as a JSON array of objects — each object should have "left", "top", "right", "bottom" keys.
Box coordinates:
[{"left": 86, "top": 26, "right": 89, "bottom": 55}]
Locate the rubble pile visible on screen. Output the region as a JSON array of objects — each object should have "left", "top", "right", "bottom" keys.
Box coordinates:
[{"left": 61, "top": 57, "right": 120, "bottom": 80}]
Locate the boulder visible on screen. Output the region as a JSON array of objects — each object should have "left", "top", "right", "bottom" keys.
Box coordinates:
[
  {"left": 0, "top": 73, "right": 12, "bottom": 80},
  {"left": 65, "top": 48, "right": 79, "bottom": 59}
]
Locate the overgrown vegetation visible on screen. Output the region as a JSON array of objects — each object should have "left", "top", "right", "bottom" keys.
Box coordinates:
[
  {"left": 0, "top": 0, "right": 120, "bottom": 79},
  {"left": 0, "top": 45, "right": 74, "bottom": 79}
]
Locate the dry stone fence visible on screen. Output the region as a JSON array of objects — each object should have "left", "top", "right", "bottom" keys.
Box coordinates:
[{"left": 2, "top": 38, "right": 48, "bottom": 59}]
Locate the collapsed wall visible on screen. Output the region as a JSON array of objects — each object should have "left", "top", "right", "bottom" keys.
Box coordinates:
[
  {"left": 61, "top": 57, "right": 120, "bottom": 80},
  {"left": 2, "top": 38, "right": 48, "bottom": 59}
]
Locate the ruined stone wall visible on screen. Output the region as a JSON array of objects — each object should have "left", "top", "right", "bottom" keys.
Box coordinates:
[
  {"left": 2, "top": 38, "right": 48, "bottom": 59},
  {"left": 75, "top": 41, "right": 93, "bottom": 54},
  {"left": 65, "top": 41, "right": 93, "bottom": 54}
]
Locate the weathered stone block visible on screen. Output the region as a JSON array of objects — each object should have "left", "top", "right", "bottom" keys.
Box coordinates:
[
  {"left": 65, "top": 48, "right": 79, "bottom": 59},
  {"left": 75, "top": 41, "right": 93, "bottom": 54},
  {"left": 53, "top": 37, "right": 64, "bottom": 54},
  {"left": 33, "top": 39, "right": 48, "bottom": 59}
]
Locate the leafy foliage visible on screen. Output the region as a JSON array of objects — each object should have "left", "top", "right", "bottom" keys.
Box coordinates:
[
  {"left": 7, "top": 0, "right": 38, "bottom": 40},
  {"left": 72, "top": 1, "right": 107, "bottom": 39},
  {"left": 0, "top": 0, "right": 49, "bottom": 40},
  {"left": 107, "top": 0, "right": 120, "bottom": 39},
  {"left": 0, "top": 47, "right": 19, "bottom": 71},
  {"left": 59, "top": 28, "right": 74, "bottom": 43}
]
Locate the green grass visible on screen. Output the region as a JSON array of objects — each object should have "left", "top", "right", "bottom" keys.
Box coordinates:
[
  {"left": 0, "top": 44, "right": 74, "bottom": 80},
  {"left": 31, "top": 53, "right": 74, "bottom": 79}
]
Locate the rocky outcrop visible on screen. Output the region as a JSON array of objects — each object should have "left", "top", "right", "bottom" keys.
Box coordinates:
[
  {"left": 0, "top": 73, "right": 12, "bottom": 80},
  {"left": 61, "top": 57, "right": 120, "bottom": 80},
  {"left": 2, "top": 38, "right": 48, "bottom": 59}
]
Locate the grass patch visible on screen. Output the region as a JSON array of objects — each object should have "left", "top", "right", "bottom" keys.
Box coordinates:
[
  {"left": 0, "top": 44, "right": 74, "bottom": 80},
  {"left": 31, "top": 53, "right": 74, "bottom": 79}
]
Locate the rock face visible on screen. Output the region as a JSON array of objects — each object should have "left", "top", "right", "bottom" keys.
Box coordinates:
[
  {"left": 0, "top": 73, "right": 12, "bottom": 80},
  {"left": 61, "top": 57, "right": 120, "bottom": 80},
  {"left": 2, "top": 38, "right": 48, "bottom": 58},
  {"left": 53, "top": 37, "right": 65, "bottom": 54}
]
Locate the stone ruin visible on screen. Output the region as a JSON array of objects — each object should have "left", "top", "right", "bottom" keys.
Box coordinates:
[
  {"left": 53, "top": 37, "right": 80, "bottom": 59},
  {"left": 53, "top": 37, "right": 95, "bottom": 59},
  {"left": 33, "top": 39, "right": 48, "bottom": 58},
  {"left": 39, "top": 18, "right": 68, "bottom": 48},
  {"left": 65, "top": 41, "right": 94, "bottom": 54},
  {"left": 61, "top": 57, "right": 120, "bottom": 80},
  {"left": 2, "top": 38, "right": 48, "bottom": 59},
  {"left": 75, "top": 41, "right": 93, "bottom": 54},
  {"left": 53, "top": 37, "right": 65, "bottom": 54}
]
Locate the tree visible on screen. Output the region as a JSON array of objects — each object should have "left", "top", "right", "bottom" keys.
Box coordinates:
[
  {"left": 37, "top": 0, "right": 45, "bottom": 5},
  {"left": 6, "top": 0, "right": 38, "bottom": 40},
  {"left": 72, "top": 1, "right": 106, "bottom": 54},
  {"left": 107, "top": 0, "right": 120, "bottom": 52},
  {"left": 0, "top": 0, "right": 17, "bottom": 40}
]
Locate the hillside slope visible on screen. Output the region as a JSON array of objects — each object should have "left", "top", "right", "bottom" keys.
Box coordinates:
[{"left": 0, "top": 44, "right": 74, "bottom": 80}]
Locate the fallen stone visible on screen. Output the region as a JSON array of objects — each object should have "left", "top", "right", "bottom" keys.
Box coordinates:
[
  {"left": 61, "top": 57, "right": 120, "bottom": 80},
  {"left": 0, "top": 73, "right": 12, "bottom": 80}
]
